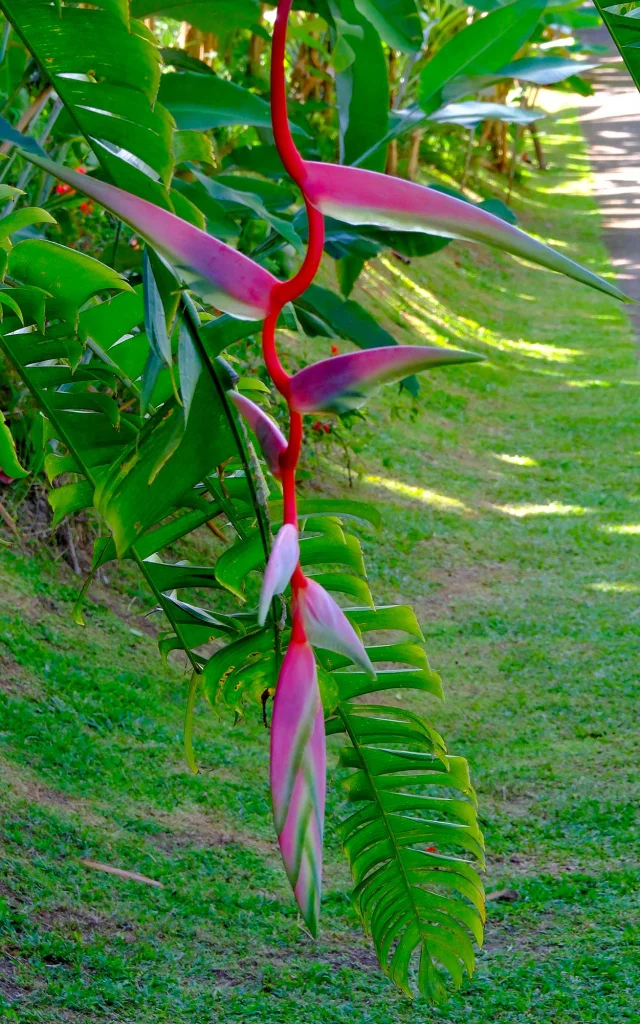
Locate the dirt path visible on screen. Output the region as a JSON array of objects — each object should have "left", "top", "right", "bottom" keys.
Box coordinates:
[{"left": 579, "top": 28, "right": 640, "bottom": 327}]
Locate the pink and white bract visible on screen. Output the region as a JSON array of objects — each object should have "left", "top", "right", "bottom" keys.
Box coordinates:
[
  {"left": 27, "top": 154, "right": 279, "bottom": 320},
  {"left": 297, "top": 577, "right": 375, "bottom": 678},
  {"left": 270, "top": 632, "right": 326, "bottom": 935},
  {"left": 227, "top": 391, "right": 287, "bottom": 478},
  {"left": 258, "top": 524, "right": 300, "bottom": 626},
  {"left": 302, "top": 161, "right": 628, "bottom": 303},
  {"left": 289, "top": 344, "right": 483, "bottom": 414}
]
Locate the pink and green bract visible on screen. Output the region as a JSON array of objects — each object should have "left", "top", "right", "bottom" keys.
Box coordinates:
[
  {"left": 23, "top": 154, "right": 279, "bottom": 320},
  {"left": 269, "top": 630, "right": 326, "bottom": 936},
  {"left": 296, "top": 576, "right": 375, "bottom": 678},
  {"left": 301, "top": 162, "right": 627, "bottom": 302},
  {"left": 289, "top": 345, "right": 484, "bottom": 415},
  {"left": 227, "top": 391, "right": 288, "bottom": 478}
]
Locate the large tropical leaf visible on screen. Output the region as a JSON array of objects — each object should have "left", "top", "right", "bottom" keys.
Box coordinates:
[
  {"left": 158, "top": 72, "right": 277, "bottom": 132},
  {"left": 330, "top": 0, "right": 390, "bottom": 170},
  {"left": 0, "top": 0, "right": 175, "bottom": 205},
  {"left": 353, "top": 0, "right": 423, "bottom": 52},
  {"left": 131, "top": 0, "right": 261, "bottom": 33},
  {"left": 418, "top": 0, "right": 546, "bottom": 114}
]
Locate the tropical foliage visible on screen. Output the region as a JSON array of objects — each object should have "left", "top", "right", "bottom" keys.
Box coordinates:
[{"left": 0, "top": 0, "right": 623, "bottom": 1004}]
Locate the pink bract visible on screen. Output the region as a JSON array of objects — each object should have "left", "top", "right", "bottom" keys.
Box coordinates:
[
  {"left": 302, "top": 161, "right": 627, "bottom": 302},
  {"left": 297, "top": 577, "right": 375, "bottom": 677},
  {"left": 270, "top": 633, "right": 326, "bottom": 935},
  {"left": 289, "top": 344, "right": 482, "bottom": 414},
  {"left": 258, "top": 524, "right": 300, "bottom": 626},
  {"left": 227, "top": 391, "right": 287, "bottom": 479},
  {"left": 29, "top": 154, "right": 278, "bottom": 320}
]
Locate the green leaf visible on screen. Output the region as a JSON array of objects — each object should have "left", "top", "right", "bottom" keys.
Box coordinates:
[
  {"left": 215, "top": 526, "right": 368, "bottom": 600},
  {"left": 430, "top": 100, "right": 544, "bottom": 128},
  {"left": 336, "top": 255, "right": 366, "bottom": 298},
  {"left": 0, "top": 410, "right": 28, "bottom": 479},
  {"left": 496, "top": 55, "right": 599, "bottom": 85},
  {"left": 0, "top": 185, "right": 25, "bottom": 201},
  {"left": 309, "top": 571, "right": 374, "bottom": 606},
  {"left": 201, "top": 314, "right": 259, "bottom": 359},
  {"left": 418, "top": 0, "right": 546, "bottom": 114},
  {"left": 272, "top": 497, "right": 382, "bottom": 529},
  {"left": 173, "top": 129, "right": 216, "bottom": 167},
  {"left": 178, "top": 320, "right": 203, "bottom": 420},
  {"left": 0, "top": 290, "right": 25, "bottom": 322},
  {"left": 346, "top": 604, "right": 424, "bottom": 639},
  {"left": 593, "top": 1, "right": 640, "bottom": 96},
  {"left": 191, "top": 171, "right": 302, "bottom": 252},
  {"left": 202, "top": 629, "right": 275, "bottom": 710},
  {"left": 48, "top": 480, "right": 95, "bottom": 528},
  {"left": 444, "top": 56, "right": 599, "bottom": 102},
  {"left": 331, "top": 0, "right": 390, "bottom": 171},
  {"left": 158, "top": 71, "right": 276, "bottom": 131},
  {"left": 143, "top": 559, "right": 223, "bottom": 593},
  {"left": 143, "top": 248, "right": 172, "bottom": 368},
  {"left": 8, "top": 240, "right": 132, "bottom": 323},
  {"left": 95, "top": 376, "right": 236, "bottom": 556},
  {"left": 0, "top": 207, "right": 57, "bottom": 247},
  {"left": 353, "top": 0, "right": 423, "bottom": 52},
  {"left": 131, "top": 0, "right": 260, "bottom": 34}
]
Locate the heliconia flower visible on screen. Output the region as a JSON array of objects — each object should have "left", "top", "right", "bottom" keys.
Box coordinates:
[
  {"left": 270, "top": 631, "right": 326, "bottom": 935},
  {"left": 259, "top": 524, "right": 300, "bottom": 626},
  {"left": 0, "top": 470, "right": 15, "bottom": 485},
  {"left": 301, "top": 162, "right": 627, "bottom": 303},
  {"left": 227, "top": 391, "right": 287, "bottom": 479},
  {"left": 24, "top": 152, "right": 278, "bottom": 320},
  {"left": 289, "top": 344, "right": 482, "bottom": 415},
  {"left": 297, "top": 576, "right": 375, "bottom": 678}
]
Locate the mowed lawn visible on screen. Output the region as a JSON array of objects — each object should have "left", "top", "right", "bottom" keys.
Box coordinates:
[{"left": 1, "top": 110, "right": 639, "bottom": 1023}]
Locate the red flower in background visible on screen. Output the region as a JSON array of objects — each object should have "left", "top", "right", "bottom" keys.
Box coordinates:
[
  {"left": 330, "top": 344, "right": 339, "bottom": 356},
  {"left": 311, "top": 421, "right": 332, "bottom": 435},
  {"left": 79, "top": 200, "right": 94, "bottom": 215},
  {"left": 55, "top": 182, "right": 75, "bottom": 196}
]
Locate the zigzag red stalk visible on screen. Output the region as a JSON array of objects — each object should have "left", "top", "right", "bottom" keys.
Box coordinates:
[{"left": 266, "top": 0, "right": 325, "bottom": 579}]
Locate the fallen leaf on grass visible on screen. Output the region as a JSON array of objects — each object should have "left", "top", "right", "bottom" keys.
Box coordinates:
[
  {"left": 486, "top": 888, "right": 520, "bottom": 903},
  {"left": 79, "top": 858, "right": 164, "bottom": 888}
]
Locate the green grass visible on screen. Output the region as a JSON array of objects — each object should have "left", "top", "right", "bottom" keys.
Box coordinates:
[{"left": 1, "top": 110, "right": 640, "bottom": 1023}]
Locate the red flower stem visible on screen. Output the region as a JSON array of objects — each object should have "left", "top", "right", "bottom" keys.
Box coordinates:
[
  {"left": 260, "top": 0, "right": 326, "bottom": 567},
  {"left": 271, "top": 0, "right": 305, "bottom": 187}
]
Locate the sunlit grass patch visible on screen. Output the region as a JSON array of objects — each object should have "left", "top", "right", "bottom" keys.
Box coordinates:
[
  {"left": 601, "top": 523, "right": 640, "bottom": 535},
  {"left": 588, "top": 581, "right": 640, "bottom": 594},
  {"left": 492, "top": 502, "right": 593, "bottom": 518},
  {"left": 492, "top": 453, "right": 540, "bottom": 467}
]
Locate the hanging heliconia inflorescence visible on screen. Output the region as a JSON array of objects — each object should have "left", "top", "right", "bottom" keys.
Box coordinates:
[{"left": 3, "top": 0, "right": 628, "bottom": 939}]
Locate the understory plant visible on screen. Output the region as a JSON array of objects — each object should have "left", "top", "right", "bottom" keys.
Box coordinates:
[{"left": 0, "top": 0, "right": 626, "bottom": 1003}]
